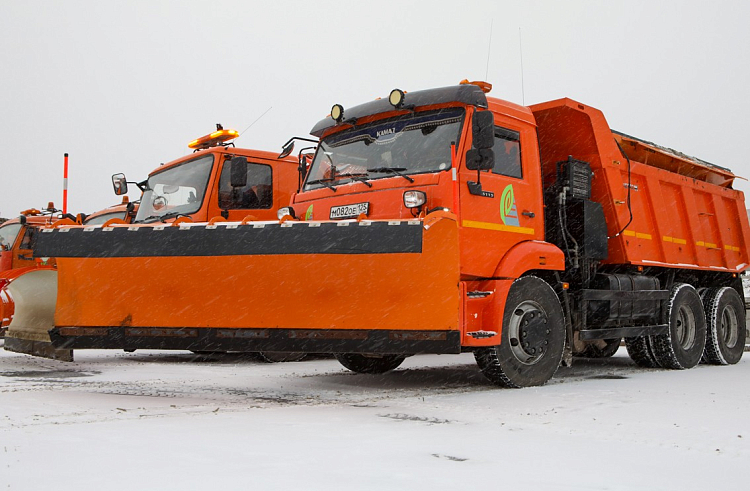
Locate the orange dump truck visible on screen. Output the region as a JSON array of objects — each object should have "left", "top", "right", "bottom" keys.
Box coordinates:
[
  {"left": 3, "top": 128, "right": 300, "bottom": 359},
  {"left": 21, "top": 83, "right": 750, "bottom": 387}
]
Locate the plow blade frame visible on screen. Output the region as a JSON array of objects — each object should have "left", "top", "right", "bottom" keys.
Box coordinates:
[
  {"left": 37, "top": 215, "right": 462, "bottom": 355},
  {"left": 3, "top": 269, "right": 73, "bottom": 361}
]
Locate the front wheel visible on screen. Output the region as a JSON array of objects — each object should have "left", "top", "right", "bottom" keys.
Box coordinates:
[
  {"left": 335, "top": 353, "right": 405, "bottom": 374},
  {"left": 702, "top": 287, "right": 746, "bottom": 365},
  {"left": 474, "top": 276, "right": 565, "bottom": 388}
]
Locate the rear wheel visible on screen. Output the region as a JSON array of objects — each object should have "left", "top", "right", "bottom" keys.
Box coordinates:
[
  {"left": 576, "top": 338, "right": 621, "bottom": 358},
  {"left": 650, "top": 283, "right": 706, "bottom": 369},
  {"left": 335, "top": 353, "right": 405, "bottom": 374},
  {"left": 625, "top": 336, "right": 659, "bottom": 368},
  {"left": 702, "top": 287, "right": 746, "bottom": 365},
  {"left": 258, "top": 352, "right": 307, "bottom": 363},
  {"left": 474, "top": 276, "right": 565, "bottom": 388}
]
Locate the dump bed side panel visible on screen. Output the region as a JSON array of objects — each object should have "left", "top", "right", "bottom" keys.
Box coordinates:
[{"left": 531, "top": 99, "right": 750, "bottom": 272}]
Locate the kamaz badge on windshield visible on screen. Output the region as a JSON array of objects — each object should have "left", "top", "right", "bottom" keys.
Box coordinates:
[{"left": 330, "top": 202, "right": 369, "bottom": 219}]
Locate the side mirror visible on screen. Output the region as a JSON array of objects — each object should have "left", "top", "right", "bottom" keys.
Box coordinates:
[
  {"left": 472, "top": 111, "right": 495, "bottom": 149},
  {"left": 278, "top": 140, "right": 295, "bottom": 159},
  {"left": 230, "top": 156, "right": 248, "bottom": 188},
  {"left": 465, "top": 148, "right": 495, "bottom": 171},
  {"left": 112, "top": 173, "right": 128, "bottom": 196}
]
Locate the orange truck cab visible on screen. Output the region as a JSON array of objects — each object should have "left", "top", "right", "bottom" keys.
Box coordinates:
[
  {"left": 2, "top": 128, "right": 300, "bottom": 357},
  {"left": 0, "top": 205, "right": 72, "bottom": 336},
  {"left": 110, "top": 142, "right": 299, "bottom": 225},
  {"left": 26, "top": 83, "right": 750, "bottom": 387},
  {"left": 82, "top": 199, "right": 138, "bottom": 226}
]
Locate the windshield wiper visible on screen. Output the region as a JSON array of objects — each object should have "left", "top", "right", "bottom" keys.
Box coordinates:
[
  {"left": 367, "top": 167, "right": 415, "bottom": 183},
  {"left": 306, "top": 178, "right": 338, "bottom": 192},
  {"left": 138, "top": 211, "right": 185, "bottom": 224},
  {"left": 342, "top": 174, "right": 373, "bottom": 187}
]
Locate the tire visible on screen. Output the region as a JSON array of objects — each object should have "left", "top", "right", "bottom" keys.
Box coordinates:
[
  {"left": 576, "top": 338, "right": 621, "bottom": 358},
  {"left": 335, "top": 353, "right": 405, "bottom": 374},
  {"left": 650, "top": 283, "right": 707, "bottom": 369},
  {"left": 474, "top": 276, "right": 565, "bottom": 388},
  {"left": 625, "top": 336, "right": 659, "bottom": 368},
  {"left": 702, "top": 287, "right": 746, "bottom": 365},
  {"left": 258, "top": 352, "right": 307, "bottom": 363}
]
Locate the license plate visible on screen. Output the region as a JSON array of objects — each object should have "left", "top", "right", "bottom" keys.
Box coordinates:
[{"left": 329, "top": 202, "right": 369, "bottom": 219}]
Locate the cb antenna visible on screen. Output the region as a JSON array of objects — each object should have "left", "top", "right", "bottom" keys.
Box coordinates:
[
  {"left": 485, "top": 20, "right": 493, "bottom": 80},
  {"left": 519, "top": 27, "right": 526, "bottom": 105},
  {"left": 236, "top": 106, "right": 274, "bottom": 140}
]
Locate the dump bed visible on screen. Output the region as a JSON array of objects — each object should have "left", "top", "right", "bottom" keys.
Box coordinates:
[{"left": 530, "top": 99, "right": 750, "bottom": 273}]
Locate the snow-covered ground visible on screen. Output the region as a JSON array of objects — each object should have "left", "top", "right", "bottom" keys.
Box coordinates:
[{"left": 1, "top": 342, "right": 748, "bottom": 491}]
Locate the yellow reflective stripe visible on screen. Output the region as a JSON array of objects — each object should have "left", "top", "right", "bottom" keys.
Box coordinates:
[
  {"left": 623, "top": 230, "right": 651, "bottom": 240},
  {"left": 696, "top": 241, "right": 718, "bottom": 248},
  {"left": 663, "top": 236, "right": 687, "bottom": 245},
  {"left": 725, "top": 245, "right": 741, "bottom": 252},
  {"left": 462, "top": 220, "right": 535, "bottom": 235}
]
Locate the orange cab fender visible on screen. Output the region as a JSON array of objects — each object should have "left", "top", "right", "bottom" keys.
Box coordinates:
[{"left": 492, "top": 240, "right": 565, "bottom": 279}]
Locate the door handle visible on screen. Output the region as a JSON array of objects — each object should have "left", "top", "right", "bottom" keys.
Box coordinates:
[{"left": 522, "top": 211, "right": 535, "bottom": 218}]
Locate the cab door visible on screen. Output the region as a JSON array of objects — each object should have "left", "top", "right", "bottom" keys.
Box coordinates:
[
  {"left": 0, "top": 223, "right": 24, "bottom": 273},
  {"left": 13, "top": 226, "right": 37, "bottom": 269},
  {"left": 458, "top": 117, "right": 544, "bottom": 278},
  {"left": 206, "top": 158, "right": 276, "bottom": 221}
]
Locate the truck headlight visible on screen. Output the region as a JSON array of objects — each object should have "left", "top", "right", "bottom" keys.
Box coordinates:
[
  {"left": 403, "top": 190, "right": 426, "bottom": 208},
  {"left": 277, "top": 207, "right": 296, "bottom": 220}
]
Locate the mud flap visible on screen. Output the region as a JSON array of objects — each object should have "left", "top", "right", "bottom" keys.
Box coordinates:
[{"left": 3, "top": 269, "right": 73, "bottom": 361}]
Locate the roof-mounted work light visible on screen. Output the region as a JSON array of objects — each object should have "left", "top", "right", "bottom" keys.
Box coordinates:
[
  {"left": 331, "top": 104, "right": 345, "bottom": 123},
  {"left": 389, "top": 89, "right": 405, "bottom": 109}
]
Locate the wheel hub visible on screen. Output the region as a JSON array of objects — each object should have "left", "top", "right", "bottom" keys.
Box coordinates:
[
  {"left": 675, "top": 305, "right": 696, "bottom": 350},
  {"left": 508, "top": 301, "right": 550, "bottom": 365},
  {"left": 721, "top": 305, "right": 739, "bottom": 349}
]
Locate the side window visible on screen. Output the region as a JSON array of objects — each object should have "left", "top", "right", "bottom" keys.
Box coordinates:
[
  {"left": 19, "top": 227, "right": 36, "bottom": 249},
  {"left": 218, "top": 162, "right": 273, "bottom": 210},
  {"left": 491, "top": 127, "right": 522, "bottom": 179}
]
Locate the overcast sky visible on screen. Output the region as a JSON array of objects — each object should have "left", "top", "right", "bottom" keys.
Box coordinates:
[{"left": 1, "top": 0, "right": 749, "bottom": 216}]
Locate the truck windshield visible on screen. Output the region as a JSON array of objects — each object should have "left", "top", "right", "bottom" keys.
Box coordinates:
[
  {"left": 84, "top": 211, "right": 127, "bottom": 226},
  {"left": 0, "top": 223, "right": 22, "bottom": 251},
  {"left": 305, "top": 108, "right": 464, "bottom": 190},
  {"left": 135, "top": 155, "right": 214, "bottom": 222}
]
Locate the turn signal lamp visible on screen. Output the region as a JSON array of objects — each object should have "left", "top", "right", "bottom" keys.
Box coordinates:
[
  {"left": 403, "top": 190, "right": 426, "bottom": 208},
  {"left": 277, "top": 207, "right": 296, "bottom": 220},
  {"left": 459, "top": 79, "right": 492, "bottom": 93},
  {"left": 188, "top": 128, "right": 239, "bottom": 150},
  {"left": 389, "top": 89, "right": 405, "bottom": 108},
  {"left": 331, "top": 104, "right": 344, "bottom": 123}
]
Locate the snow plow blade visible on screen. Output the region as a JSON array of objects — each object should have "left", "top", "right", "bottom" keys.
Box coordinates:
[
  {"left": 34, "top": 213, "right": 461, "bottom": 355},
  {"left": 3, "top": 269, "right": 73, "bottom": 361}
]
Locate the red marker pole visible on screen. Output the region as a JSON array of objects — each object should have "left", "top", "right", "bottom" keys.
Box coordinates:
[{"left": 63, "top": 153, "right": 69, "bottom": 214}]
